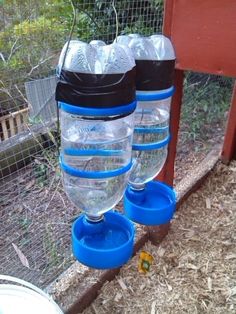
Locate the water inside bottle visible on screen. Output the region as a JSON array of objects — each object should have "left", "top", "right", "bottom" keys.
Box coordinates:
[
  {"left": 133, "top": 107, "right": 169, "bottom": 144},
  {"left": 129, "top": 148, "right": 168, "bottom": 188},
  {"left": 61, "top": 113, "right": 133, "bottom": 218},
  {"left": 129, "top": 106, "right": 169, "bottom": 188}
]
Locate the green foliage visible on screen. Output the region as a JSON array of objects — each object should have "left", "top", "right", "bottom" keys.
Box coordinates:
[
  {"left": 0, "top": 0, "right": 164, "bottom": 114},
  {"left": 74, "top": 0, "right": 164, "bottom": 41},
  {"left": 0, "top": 0, "right": 70, "bottom": 113}
]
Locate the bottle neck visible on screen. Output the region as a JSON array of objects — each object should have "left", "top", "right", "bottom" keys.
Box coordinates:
[{"left": 85, "top": 214, "right": 104, "bottom": 223}]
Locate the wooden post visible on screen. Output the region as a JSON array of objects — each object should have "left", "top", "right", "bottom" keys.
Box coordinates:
[
  {"left": 148, "top": 70, "right": 184, "bottom": 245},
  {"left": 221, "top": 82, "right": 236, "bottom": 163},
  {"left": 160, "top": 70, "right": 184, "bottom": 185},
  {"left": 147, "top": 0, "right": 184, "bottom": 245},
  {"left": 163, "top": 0, "right": 174, "bottom": 37}
]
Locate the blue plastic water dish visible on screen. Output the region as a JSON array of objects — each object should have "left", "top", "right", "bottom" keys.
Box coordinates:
[
  {"left": 72, "top": 211, "right": 135, "bottom": 269},
  {"left": 124, "top": 181, "right": 176, "bottom": 226}
]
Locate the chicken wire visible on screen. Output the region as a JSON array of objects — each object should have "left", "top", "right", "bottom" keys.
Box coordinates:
[
  {"left": 175, "top": 72, "right": 234, "bottom": 184},
  {"left": 0, "top": 0, "right": 164, "bottom": 287},
  {"left": 181, "top": 73, "right": 233, "bottom": 146}
]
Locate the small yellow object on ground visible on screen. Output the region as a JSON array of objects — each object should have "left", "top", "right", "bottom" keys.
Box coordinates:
[{"left": 138, "top": 250, "right": 154, "bottom": 273}]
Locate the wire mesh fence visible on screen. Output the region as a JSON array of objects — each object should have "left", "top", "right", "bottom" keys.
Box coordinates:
[
  {"left": 175, "top": 73, "right": 234, "bottom": 183},
  {"left": 0, "top": 0, "right": 234, "bottom": 288},
  {"left": 0, "top": 0, "right": 164, "bottom": 287}
]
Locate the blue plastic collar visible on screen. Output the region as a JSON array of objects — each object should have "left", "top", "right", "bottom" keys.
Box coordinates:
[
  {"left": 59, "top": 101, "right": 136, "bottom": 117},
  {"left": 136, "top": 86, "right": 175, "bottom": 101},
  {"left": 132, "top": 135, "right": 171, "bottom": 151},
  {"left": 60, "top": 155, "right": 132, "bottom": 179}
]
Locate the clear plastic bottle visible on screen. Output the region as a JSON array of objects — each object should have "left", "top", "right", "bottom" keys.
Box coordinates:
[
  {"left": 61, "top": 111, "right": 134, "bottom": 219},
  {"left": 120, "top": 35, "right": 176, "bottom": 189},
  {"left": 121, "top": 35, "right": 176, "bottom": 227},
  {"left": 57, "top": 40, "right": 136, "bottom": 221}
]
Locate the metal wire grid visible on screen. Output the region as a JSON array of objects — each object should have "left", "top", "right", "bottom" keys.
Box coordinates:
[
  {"left": 181, "top": 73, "right": 233, "bottom": 144},
  {"left": 72, "top": 0, "right": 164, "bottom": 42},
  {"left": 0, "top": 0, "right": 164, "bottom": 287},
  {"left": 175, "top": 73, "right": 234, "bottom": 183}
]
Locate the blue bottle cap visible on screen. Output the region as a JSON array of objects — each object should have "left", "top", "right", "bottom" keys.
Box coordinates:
[
  {"left": 124, "top": 181, "right": 176, "bottom": 225},
  {"left": 72, "top": 211, "right": 135, "bottom": 269}
]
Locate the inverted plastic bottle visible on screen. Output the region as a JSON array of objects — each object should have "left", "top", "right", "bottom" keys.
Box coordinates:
[
  {"left": 122, "top": 35, "right": 177, "bottom": 225},
  {"left": 56, "top": 40, "right": 136, "bottom": 269}
]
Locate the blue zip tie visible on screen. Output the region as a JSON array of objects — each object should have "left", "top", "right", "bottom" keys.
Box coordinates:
[
  {"left": 132, "top": 135, "right": 171, "bottom": 151},
  {"left": 60, "top": 155, "right": 132, "bottom": 179},
  {"left": 63, "top": 148, "right": 124, "bottom": 157},
  {"left": 134, "top": 126, "right": 169, "bottom": 134}
]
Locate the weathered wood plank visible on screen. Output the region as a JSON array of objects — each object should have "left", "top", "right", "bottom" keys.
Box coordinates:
[
  {"left": 15, "top": 114, "right": 22, "bottom": 132},
  {"left": 8, "top": 117, "right": 16, "bottom": 136},
  {"left": 0, "top": 108, "right": 28, "bottom": 122},
  {"left": 1, "top": 120, "right": 9, "bottom": 140}
]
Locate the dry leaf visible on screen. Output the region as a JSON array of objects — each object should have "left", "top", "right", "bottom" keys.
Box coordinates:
[
  {"left": 225, "top": 254, "right": 236, "bottom": 260},
  {"left": 166, "top": 282, "right": 173, "bottom": 291},
  {"left": 206, "top": 198, "right": 211, "bottom": 209},
  {"left": 185, "top": 263, "right": 198, "bottom": 270},
  {"left": 114, "top": 292, "right": 122, "bottom": 302},
  {"left": 151, "top": 301, "right": 156, "bottom": 314},
  {"left": 189, "top": 237, "right": 201, "bottom": 242},
  {"left": 230, "top": 287, "right": 236, "bottom": 297},
  {"left": 12, "top": 243, "right": 30, "bottom": 268},
  {"left": 14, "top": 205, "right": 24, "bottom": 213},
  {"left": 117, "top": 278, "right": 127, "bottom": 291},
  {"left": 207, "top": 277, "right": 212, "bottom": 291},
  {"left": 157, "top": 247, "right": 165, "bottom": 257},
  {"left": 25, "top": 180, "right": 35, "bottom": 191},
  {"left": 91, "top": 304, "right": 99, "bottom": 314},
  {"left": 185, "top": 230, "right": 195, "bottom": 238}
]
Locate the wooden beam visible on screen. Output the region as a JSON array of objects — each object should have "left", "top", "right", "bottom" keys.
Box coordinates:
[
  {"left": 157, "top": 70, "right": 184, "bottom": 186},
  {"left": 163, "top": 0, "right": 175, "bottom": 37},
  {"left": 169, "top": 0, "right": 236, "bottom": 77}
]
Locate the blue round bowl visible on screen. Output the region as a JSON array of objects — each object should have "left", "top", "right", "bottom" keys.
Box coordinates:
[
  {"left": 124, "top": 180, "right": 176, "bottom": 225},
  {"left": 72, "top": 211, "right": 135, "bottom": 269}
]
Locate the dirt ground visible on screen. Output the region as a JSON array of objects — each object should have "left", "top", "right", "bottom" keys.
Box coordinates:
[{"left": 83, "top": 161, "right": 236, "bottom": 314}]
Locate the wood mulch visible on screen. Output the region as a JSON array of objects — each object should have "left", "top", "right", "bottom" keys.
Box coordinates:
[{"left": 83, "top": 161, "right": 236, "bottom": 314}]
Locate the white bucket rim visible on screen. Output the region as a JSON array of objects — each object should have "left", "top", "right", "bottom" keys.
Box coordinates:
[{"left": 0, "top": 275, "right": 63, "bottom": 314}]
